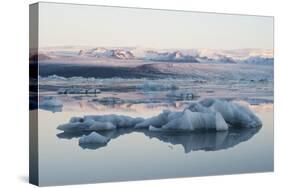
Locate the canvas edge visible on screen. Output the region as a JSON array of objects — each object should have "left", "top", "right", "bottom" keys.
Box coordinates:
[{"left": 29, "top": 2, "right": 39, "bottom": 186}]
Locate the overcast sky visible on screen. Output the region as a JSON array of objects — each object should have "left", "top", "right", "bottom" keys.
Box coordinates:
[{"left": 38, "top": 2, "right": 274, "bottom": 50}]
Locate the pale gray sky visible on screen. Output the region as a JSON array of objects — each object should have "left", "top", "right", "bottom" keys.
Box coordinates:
[{"left": 38, "top": 2, "right": 274, "bottom": 50}]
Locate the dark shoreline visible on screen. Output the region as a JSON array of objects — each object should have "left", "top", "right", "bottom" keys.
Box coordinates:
[{"left": 37, "top": 62, "right": 171, "bottom": 78}]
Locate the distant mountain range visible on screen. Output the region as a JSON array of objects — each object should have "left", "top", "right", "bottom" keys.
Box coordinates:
[{"left": 34, "top": 47, "right": 274, "bottom": 65}]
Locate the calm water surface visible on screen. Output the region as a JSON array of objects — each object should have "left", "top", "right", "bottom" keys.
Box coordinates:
[{"left": 37, "top": 102, "right": 273, "bottom": 186}]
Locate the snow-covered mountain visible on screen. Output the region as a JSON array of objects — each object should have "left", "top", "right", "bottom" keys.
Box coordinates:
[
  {"left": 80, "top": 47, "right": 135, "bottom": 59},
  {"left": 197, "top": 54, "right": 237, "bottom": 64},
  {"left": 38, "top": 46, "right": 273, "bottom": 65},
  {"left": 241, "top": 56, "right": 273, "bottom": 65},
  {"left": 141, "top": 50, "right": 199, "bottom": 62}
]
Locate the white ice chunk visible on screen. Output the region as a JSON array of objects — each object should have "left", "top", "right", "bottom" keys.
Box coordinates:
[
  {"left": 84, "top": 115, "right": 144, "bottom": 128},
  {"left": 57, "top": 88, "right": 101, "bottom": 94},
  {"left": 198, "top": 99, "right": 262, "bottom": 128},
  {"left": 57, "top": 88, "right": 67, "bottom": 94},
  {"left": 79, "top": 132, "right": 109, "bottom": 145},
  {"left": 40, "top": 97, "right": 63, "bottom": 107},
  {"left": 87, "top": 88, "right": 101, "bottom": 94},
  {"left": 58, "top": 99, "right": 261, "bottom": 134},
  {"left": 135, "top": 110, "right": 171, "bottom": 128},
  {"left": 167, "top": 91, "right": 197, "bottom": 100},
  {"left": 137, "top": 82, "right": 178, "bottom": 91},
  {"left": 57, "top": 118, "right": 116, "bottom": 132},
  {"left": 162, "top": 109, "right": 228, "bottom": 131},
  {"left": 87, "top": 120, "right": 116, "bottom": 131}
]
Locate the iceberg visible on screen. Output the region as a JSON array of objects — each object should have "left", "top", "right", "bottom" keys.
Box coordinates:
[
  {"left": 58, "top": 99, "right": 261, "bottom": 134},
  {"left": 135, "top": 107, "right": 228, "bottom": 131},
  {"left": 57, "top": 88, "right": 101, "bottom": 95},
  {"left": 87, "top": 88, "right": 101, "bottom": 94},
  {"left": 98, "top": 97, "right": 124, "bottom": 105},
  {"left": 166, "top": 91, "right": 198, "bottom": 100},
  {"left": 39, "top": 96, "right": 63, "bottom": 113},
  {"left": 83, "top": 115, "right": 144, "bottom": 128},
  {"left": 40, "top": 96, "right": 63, "bottom": 107},
  {"left": 57, "top": 118, "right": 116, "bottom": 132},
  {"left": 137, "top": 83, "right": 178, "bottom": 91},
  {"left": 135, "top": 110, "right": 172, "bottom": 128},
  {"left": 79, "top": 132, "right": 109, "bottom": 145},
  {"left": 161, "top": 110, "right": 228, "bottom": 131},
  {"left": 189, "top": 99, "right": 262, "bottom": 128}
]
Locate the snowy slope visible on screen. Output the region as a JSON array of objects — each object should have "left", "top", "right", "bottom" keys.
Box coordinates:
[{"left": 38, "top": 46, "right": 273, "bottom": 64}]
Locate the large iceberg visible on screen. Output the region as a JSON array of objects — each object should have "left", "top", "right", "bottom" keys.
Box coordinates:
[
  {"left": 136, "top": 109, "right": 228, "bottom": 131},
  {"left": 157, "top": 110, "right": 228, "bottom": 131},
  {"left": 188, "top": 99, "right": 262, "bottom": 128},
  {"left": 58, "top": 99, "right": 261, "bottom": 133}
]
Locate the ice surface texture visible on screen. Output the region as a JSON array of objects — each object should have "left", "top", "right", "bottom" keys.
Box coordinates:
[
  {"left": 40, "top": 96, "right": 63, "bottom": 107},
  {"left": 190, "top": 99, "right": 262, "bottom": 128},
  {"left": 39, "top": 96, "right": 63, "bottom": 113},
  {"left": 57, "top": 99, "right": 262, "bottom": 151},
  {"left": 79, "top": 132, "right": 109, "bottom": 145},
  {"left": 58, "top": 99, "right": 261, "bottom": 133}
]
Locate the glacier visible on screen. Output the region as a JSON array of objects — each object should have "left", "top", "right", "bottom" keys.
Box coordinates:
[{"left": 38, "top": 46, "right": 273, "bottom": 64}]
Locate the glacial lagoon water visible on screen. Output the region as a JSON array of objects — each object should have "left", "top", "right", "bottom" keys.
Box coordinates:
[
  {"left": 37, "top": 101, "right": 273, "bottom": 186},
  {"left": 35, "top": 66, "right": 274, "bottom": 186}
]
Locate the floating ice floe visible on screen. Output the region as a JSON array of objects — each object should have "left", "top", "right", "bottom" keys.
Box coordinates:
[
  {"left": 137, "top": 82, "right": 178, "bottom": 91},
  {"left": 98, "top": 97, "right": 124, "bottom": 105},
  {"left": 57, "top": 88, "right": 101, "bottom": 94},
  {"left": 39, "top": 96, "right": 63, "bottom": 113},
  {"left": 135, "top": 108, "right": 228, "bottom": 131},
  {"left": 57, "top": 117, "right": 117, "bottom": 132},
  {"left": 152, "top": 110, "right": 228, "bottom": 131},
  {"left": 166, "top": 91, "right": 199, "bottom": 101},
  {"left": 79, "top": 132, "right": 109, "bottom": 145},
  {"left": 87, "top": 88, "right": 101, "bottom": 94},
  {"left": 57, "top": 99, "right": 262, "bottom": 133},
  {"left": 58, "top": 114, "right": 144, "bottom": 132},
  {"left": 188, "top": 99, "right": 262, "bottom": 128},
  {"left": 40, "top": 96, "right": 63, "bottom": 107}
]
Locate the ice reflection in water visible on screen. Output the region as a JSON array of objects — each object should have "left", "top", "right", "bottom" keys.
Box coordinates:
[{"left": 57, "top": 127, "right": 260, "bottom": 154}]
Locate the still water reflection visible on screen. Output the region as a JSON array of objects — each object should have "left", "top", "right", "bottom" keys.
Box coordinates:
[
  {"left": 57, "top": 127, "right": 261, "bottom": 153},
  {"left": 38, "top": 103, "right": 273, "bottom": 186}
]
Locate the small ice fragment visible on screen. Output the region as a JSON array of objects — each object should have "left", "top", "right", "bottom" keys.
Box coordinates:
[
  {"left": 40, "top": 96, "right": 63, "bottom": 107},
  {"left": 57, "top": 88, "right": 67, "bottom": 94},
  {"left": 87, "top": 88, "right": 101, "bottom": 94},
  {"left": 79, "top": 132, "right": 109, "bottom": 145}
]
